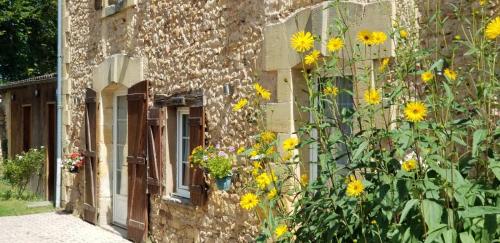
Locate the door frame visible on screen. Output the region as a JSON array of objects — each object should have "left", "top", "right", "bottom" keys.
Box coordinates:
[{"left": 112, "top": 91, "right": 128, "bottom": 228}]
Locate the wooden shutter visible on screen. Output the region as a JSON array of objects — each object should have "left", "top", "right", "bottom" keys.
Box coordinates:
[
  {"left": 83, "top": 88, "right": 98, "bottom": 224},
  {"left": 147, "top": 107, "right": 164, "bottom": 195},
  {"left": 94, "top": 0, "right": 102, "bottom": 10},
  {"left": 126, "top": 81, "right": 148, "bottom": 243},
  {"left": 188, "top": 106, "right": 208, "bottom": 206}
]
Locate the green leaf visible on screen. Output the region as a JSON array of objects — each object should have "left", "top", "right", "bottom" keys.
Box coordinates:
[
  {"left": 351, "top": 140, "right": 368, "bottom": 162},
  {"left": 399, "top": 199, "right": 419, "bottom": 224},
  {"left": 424, "top": 224, "right": 447, "bottom": 243},
  {"left": 461, "top": 206, "right": 500, "bottom": 218},
  {"left": 451, "top": 135, "right": 467, "bottom": 146},
  {"left": 459, "top": 232, "right": 475, "bottom": 243},
  {"left": 472, "top": 129, "right": 488, "bottom": 157},
  {"left": 488, "top": 159, "right": 500, "bottom": 181},
  {"left": 443, "top": 82, "right": 454, "bottom": 104},
  {"left": 430, "top": 59, "right": 444, "bottom": 71},
  {"left": 422, "top": 199, "right": 443, "bottom": 230},
  {"left": 443, "top": 229, "right": 456, "bottom": 243}
]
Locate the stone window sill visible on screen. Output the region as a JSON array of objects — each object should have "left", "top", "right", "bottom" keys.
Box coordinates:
[
  {"left": 162, "top": 194, "right": 194, "bottom": 208},
  {"left": 101, "top": 0, "right": 136, "bottom": 18}
]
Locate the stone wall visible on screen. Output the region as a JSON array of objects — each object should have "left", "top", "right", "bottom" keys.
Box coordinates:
[
  {"left": 61, "top": 0, "right": 493, "bottom": 242},
  {"left": 61, "top": 0, "right": 336, "bottom": 242}
]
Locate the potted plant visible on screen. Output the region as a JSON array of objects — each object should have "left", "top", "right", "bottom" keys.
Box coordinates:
[
  {"left": 190, "top": 145, "right": 234, "bottom": 191},
  {"left": 63, "top": 152, "right": 84, "bottom": 173},
  {"left": 206, "top": 151, "right": 233, "bottom": 191}
]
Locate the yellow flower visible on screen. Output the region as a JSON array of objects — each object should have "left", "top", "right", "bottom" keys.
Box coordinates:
[
  {"left": 327, "top": 37, "right": 344, "bottom": 52},
  {"left": 254, "top": 83, "right": 271, "bottom": 100},
  {"left": 444, "top": 68, "right": 457, "bottom": 81},
  {"left": 236, "top": 147, "right": 245, "bottom": 154},
  {"left": 267, "top": 188, "right": 277, "bottom": 200},
  {"left": 421, "top": 71, "right": 434, "bottom": 83},
  {"left": 282, "top": 152, "right": 293, "bottom": 161},
  {"left": 399, "top": 30, "right": 408, "bottom": 39},
  {"left": 404, "top": 101, "right": 427, "bottom": 123},
  {"left": 371, "top": 31, "right": 388, "bottom": 45},
  {"left": 260, "top": 131, "right": 276, "bottom": 143},
  {"left": 270, "top": 171, "right": 278, "bottom": 182},
  {"left": 371, "top": 220, "right": 377, "bottom": 225},
  {"left": 282, "top": 137, "right": 299, "bottom": 151},
  {"left": 345, "top": 174, "right": 357, "bottom": 184},
  {"left": 402, "top": 159, "right": 417, "bottom": 172},
  {"left": 304, "top": 50, "right": 321, "bottom": 65},
  {"left": 323, "top": 86, "right": 339, "bottom": 96},
  {"left": 191, "top": 145, "right": 203, "bottom": 155},
  {"left": 479, "top": 0, "right": 487, "bottom": 6},
  {"left": 300, "top": 174, "right": 308, "bottom": 186},
  {"left": 379, "top": 58, "right": 390, "bottom": 72},
  {"left": 266, "top": 146, "right": 275, "bottom": 156},
  {"left": 290, "top": 31, "right": 314, "bottom": 53},
  {"left": 485, "top": 16, "right": 500, "bottom": 40},
  {"left": 232, "top": 98, "right": 248, "bottom": 111},
  {"left": 240, "top": 193, "right": 259, "bottom": 210},
  {"left": 250, "top": 143, "right": 261, "bottom": 157},
  {"left": 275, "top": 225, "right": 288, "bottom": 238},
  {"left": 256, "top": 173, "right": 272, "bottom": 189},
  {"left": 252, "top": 162, "right": 261, "bottom": 176},
  {"left": 253, "top": 161, "right": 262, "bottom": 169},
  {"left": 346, "top": 179, "right": 365, "bottom": 197},
  {"left": 364, "top": 88, "right": 381, "bottom": 105},
  {"left": 357, "top": 30, "right": 372, "bottom": 45}
]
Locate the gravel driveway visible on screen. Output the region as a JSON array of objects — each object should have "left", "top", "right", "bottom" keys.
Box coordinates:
[{"left": 0, "top": 212, "right": 130, "bottom": 243}]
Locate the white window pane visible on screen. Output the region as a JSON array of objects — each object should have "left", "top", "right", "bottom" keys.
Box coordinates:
[
  {"left": 117, "top": 96, "right": 127, "bottom": 119},
  {"left": 117, "top": 121, "right": 128, "bottom": 144},
  {"left": 182, "top": 114, "right": 189, "bottom": 137},
  {"left": 182, "top": 139, "right": 189, "bottom": 161}
]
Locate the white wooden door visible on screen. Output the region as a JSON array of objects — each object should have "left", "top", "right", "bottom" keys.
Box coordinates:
[{"left": 113, "top": 94, "right": 128, "bottom": 227}]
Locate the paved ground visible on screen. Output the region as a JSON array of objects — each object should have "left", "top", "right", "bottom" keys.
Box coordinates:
[{"left": 0, "top": 212, "right": 130, "bottom": 243}]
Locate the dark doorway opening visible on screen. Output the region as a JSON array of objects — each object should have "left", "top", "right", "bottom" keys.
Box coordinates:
[
  {"left": 22, "top": 105, "right": 31, "bottom": 152},
  {"left": 47, "top": 103, "right": 56, "bottom": 201}
]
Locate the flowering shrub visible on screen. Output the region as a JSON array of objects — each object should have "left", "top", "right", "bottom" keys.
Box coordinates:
[
  {"left": 232, "top": 1, "right": 499, "bottom": 242},
  {"left": 63, "top": 152, "right": 84, "bottom": 172},
  {"left": 2, "top": 148, "right": 45, "bottom": 198}
]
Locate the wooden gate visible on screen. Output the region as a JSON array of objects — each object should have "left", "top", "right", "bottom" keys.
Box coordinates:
[
  {"left": 83, "top": 88, "right": 98, "bottom": 224},
  {"left": 127, "top": 81, "right": 149, "bottom": 242}
]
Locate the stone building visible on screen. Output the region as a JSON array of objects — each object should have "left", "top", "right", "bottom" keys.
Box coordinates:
[{"left": 60, "top": 0, "right": 493, "bottom": 242}]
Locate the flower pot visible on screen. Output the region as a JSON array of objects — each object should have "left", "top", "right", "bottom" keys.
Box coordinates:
[
  {"left": 69, "top": 166, "right": 79, "bottom": 174},
  {"left": 215, "top": 176, "right": 232, "bottom": 191}
]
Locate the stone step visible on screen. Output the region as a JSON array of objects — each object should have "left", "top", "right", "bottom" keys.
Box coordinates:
[{"left": 27, "top": 201, "right": 53, "bottom": 208}]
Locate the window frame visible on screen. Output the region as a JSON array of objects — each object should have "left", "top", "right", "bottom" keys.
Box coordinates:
[{"left": 175, "top": 107, "right": 190, "bottom": 198}]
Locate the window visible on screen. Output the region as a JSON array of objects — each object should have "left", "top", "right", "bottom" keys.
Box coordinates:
[
  {"left": 175, "top": 108, "right": 190, "bottom": 198},
  {"left": 309, "top": 76, "right": 354, "bottom": 182}
]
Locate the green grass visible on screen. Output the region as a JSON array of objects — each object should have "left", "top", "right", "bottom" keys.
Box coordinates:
[{"left": 0, "top": 179, "right": 54, "bottom": 217}]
